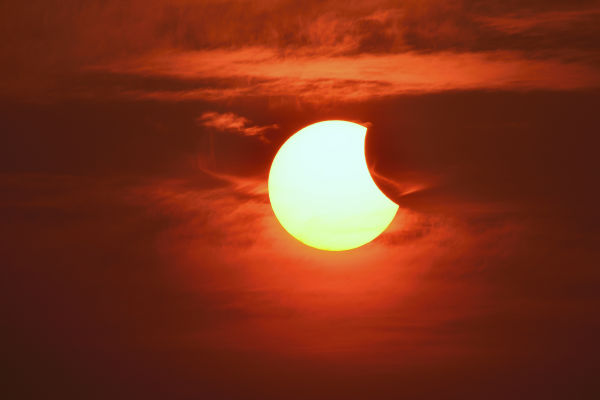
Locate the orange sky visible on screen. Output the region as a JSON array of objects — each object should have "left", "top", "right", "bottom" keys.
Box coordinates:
[{"left": 2, "top": 1, "right": 600, "bottom": 399}]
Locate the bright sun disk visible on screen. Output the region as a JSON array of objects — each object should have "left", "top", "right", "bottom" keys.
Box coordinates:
[{"left": 268, "top": 120, "right": 398, "bottom": 251}]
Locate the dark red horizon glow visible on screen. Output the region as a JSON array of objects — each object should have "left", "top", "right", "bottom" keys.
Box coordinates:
[{"left": 2, "top": 1, "right": 600, "bottom": 399}]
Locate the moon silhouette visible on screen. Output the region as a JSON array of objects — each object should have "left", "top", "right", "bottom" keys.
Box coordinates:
[{"left": 268, "top": 120, "right": 398, "bottom": 251}]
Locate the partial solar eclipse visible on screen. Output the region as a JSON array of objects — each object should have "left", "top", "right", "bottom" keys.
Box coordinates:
[{"left": 268, "top": 120, "right": 398, "bottom": 251}]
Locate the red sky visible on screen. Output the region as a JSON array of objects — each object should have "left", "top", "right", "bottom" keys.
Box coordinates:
[{"left": 2, "top": 1, "right": 600, "bottom": 399}]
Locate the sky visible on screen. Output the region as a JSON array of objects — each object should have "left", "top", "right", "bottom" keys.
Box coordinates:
[{"left": 2, "top": 0, "right": 600, "bottom": 398}]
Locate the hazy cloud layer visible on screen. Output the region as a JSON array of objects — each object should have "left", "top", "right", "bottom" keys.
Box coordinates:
[
  {"left": 4, "top": 160, "right": 599, "bottom": 397},
  {"left": 2, "top": 0, "right": 599, "bottom": 100}
]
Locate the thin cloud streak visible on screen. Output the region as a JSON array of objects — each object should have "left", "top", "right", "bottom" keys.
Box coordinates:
[
  {"left": 478, "top": 8, "right": 600, "bottom": 34},
  {"left": 96, "top": 48, "right": 600, "bottom": 102}
]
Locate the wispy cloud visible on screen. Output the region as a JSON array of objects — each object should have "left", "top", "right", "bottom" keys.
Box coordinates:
[
  {"left": 197, "top": 111, "right": 278, "bottom": 141},
  {"left": 94, "top": 47, "right": 600, "bottom": 103}
]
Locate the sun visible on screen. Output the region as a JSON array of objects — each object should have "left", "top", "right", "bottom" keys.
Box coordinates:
[{"left": 268, "top": 120, "right": 398, "bottom": 251}]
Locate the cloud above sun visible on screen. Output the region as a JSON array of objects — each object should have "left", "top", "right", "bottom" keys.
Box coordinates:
[
  {"left": 2, "top": 0, "right": 600, "bottom": 102},
  {"left": 94, "top": 48, "right": 600, "bottom": 102},
  {"left": 197, "top": 111, "right": 278, "bottom": 141}
]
